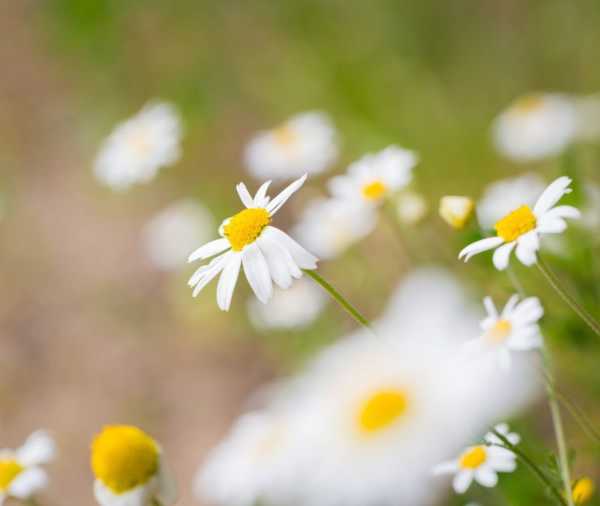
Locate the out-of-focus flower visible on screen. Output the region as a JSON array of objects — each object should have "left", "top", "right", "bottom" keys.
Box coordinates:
[
  {"left": 395, "top": 191, "right": 428, "bottom": 225},
  {"left": 483, "top": 423, "right": 521, "bottom": 447},
  {"left": 328, "top": 146, "right": 418, "bottom": 206},
  {"left": 459, "top": 176, "right": 580, "bottom": 269},
  {"left": 477, "top": 173, "right": 546, "bottom": 231},
  {"left": 0, "top": 430, "right": 55, "bottom": 504},
  {"left": 91, "top": 425, "right": 177, "bottom": 506},
  {"left": 434, "top": 424, "right": 518, "bottom": 494},
  {"left": 493, "top": 93, "right": 577, "bottom": 162},
  {"left": 292, "top": 198, "right": 377, "bottom": 260},
  {"left": 572, "top": 477, "right": 595, "bottom": 504},
  {"left": 188, "top": 175, "right": 318, "bottom": 311},
  {"left": 439, "top": 196, "right": 474, "bottom": 229},
  {"left": 94, "top": 102, "right": 182, "bottom": 191},
  {"left": 248, "top": 277, "right": 326, "bottom": 330},
  {"left": 143, "top": 199, "right": 215, "bottom": 271},
  {"left": 244, "top": 111, "right": 338, "bottom": 181},
  {"left": 575, "top": 94, "right": 600, "bottom": 142}
]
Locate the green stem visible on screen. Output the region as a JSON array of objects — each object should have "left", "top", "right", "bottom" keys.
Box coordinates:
[
  {"left": 555, "top": 390, "right": 600, "bottom": 444},
  {"left": 303, "top": 269, "right": 371, "bottom": 328},
  {"left": 536, "top": 256, "right": 600, "bottom": 337}
]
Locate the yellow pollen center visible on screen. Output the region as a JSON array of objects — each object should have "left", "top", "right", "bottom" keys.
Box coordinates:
[
  {"left": 273, "top": 125, "right": 297, "bottom": 147},
  {"left": 223, "top": 208, "right": 271, "bottom": 251},
  {"left": 0, "top": 460, "right": 23, "bottom": 491},
  {"left": 511, "top": 94, "right": 544, "bottom": 116},
  {"left": 357, "top": 388, "right": 408, "bottom": 434},
  {"left": 494, "top": 205, "right": 537, "bottom": 242},
  {"left": 573, "top": 478, "right": 595, "bottom": 504},
  {"left": 486, "top": 319, "right": 512, "bottom": 343},
  {"left": 361, "top": 180, "right": 388, "bottom": 201},
  {"left": 91, "top": 425, "right": 159, "bottom": 494},
  {"left": 460, "top": 446, "right": 487, "bottom": 469}
]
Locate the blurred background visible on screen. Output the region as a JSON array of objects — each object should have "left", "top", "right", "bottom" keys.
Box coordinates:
[{"left": 1, "top": 0, "right": 600, "bottom": 504}]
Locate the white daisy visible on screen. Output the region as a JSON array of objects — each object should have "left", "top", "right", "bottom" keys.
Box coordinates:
[
  {"left": 0, "top": 430, "right": 56, "bottom": 505},
  {"left": 459, "top": 176, "right": 580, "bottom": 270},
  {"left": 477, "top": 173, "right": 547, "bottom": 231},
  {"left": 94, "top": 101, "right": 182, "bottom": 190},
  {"left": 328, "top": 146, "right": 418, "bottom": 206},
  {"left": 187, "top": 174, "right": 318, "bottom": 311},
  {"left": 143, "top": 199, "right": 214, "bottom": 271},
  {"left": 292, "top": 197, "right": 377, "bottom": 260},
  {"left": 244, "top": 111, "right": 338, "bottom": 181},
  {"left": 493, "top": 93, "right": 577, "bottom": 162},
  {"left": 395, "top": 191, "right": 428, "bottom": 225},
  {"left": 247, "top": 276, "right": 326, "bottom": 330},
  {"left": 434, "top": 425, "right": 518, "bottom": 494},
  {"left": 91, "top": 425, "right": 177, "bottom": 506}
]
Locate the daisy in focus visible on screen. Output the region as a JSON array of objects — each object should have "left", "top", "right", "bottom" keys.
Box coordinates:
[
  {"left": 0, "top": 430, "right": 56, "bottom": 505},
  {"left": 328, "top": 146, "right": 418, "bottom": 206},
  {"left": 91, "top": 425, "right": 177, "bottom": 506},
  {"left": 459, "top": 176, "right": 580, "bottom": 269},
  {"left": 493, "top": 93, "right": 577, "bottom": 162},
  {"left": 244, "top": 111, "right": 338, "bottom": 181},
  {"left": 434, "top": 424, "right": 519, "bottom": 494},
  {"left": 188, "top": 175, "right": 318, "bottom": 311},
  {"left": 94, "top": 101, "right": 182, "bottom": 191}
]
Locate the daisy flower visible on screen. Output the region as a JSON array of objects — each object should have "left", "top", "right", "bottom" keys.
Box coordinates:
[
  {"left": 328, "top": 146, "right": 418, "bottom": 206},
  {"left": 94, "top": 101, "right": 182, "bottom": 191},
  {"left": 459, "top": 176, "right": 580, "bottom": 270},
  {"left": 572, "top": 477, "right": 595, "bottom": 504},
  {"left": 188, "top": 174, "right": 318, "bottom": 311},
  {"left": 244, "top": 111, "right": 338, "bottom": 181},
  {"left": 434, "top": 425, "right": 518, "bottom": 494},
  {"left": 493, "top": 93, "right": 577, "bottom": 162},
  {"left": 439, "top": 196, "right": 474, "bottom": 229},
  {"left": 0, "top": 430, "right": 56, "bottom": 505},
  {"left": 91, "top": 425, "right": 177, "bottom": 506}
]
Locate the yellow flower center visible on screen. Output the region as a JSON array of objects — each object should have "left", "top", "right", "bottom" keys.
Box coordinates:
[
  {"left": 573, "top": 477, "right": 595, "bottom": 504},
  {"left": 129, "top": 128, "right": 151, "bottom": 155},
  {"left": 459, "top": 446, "right": 487, "bottom": 469},
  {"left": 0, "top": 460, "right": 24, "bottom": 491},
  {"left": 357, "top": 388, "right": 408, "bottom": 435},
  {"left": 510, "top": 94, "right": 544, "bottom": 116},
  {"left": 361, "top": 180, "right": 388, "bottom": 201},
  {"left": 485, "top": 319, "right": 513, "bottom": 343},
  {"left": 494, "top": 205, "right": 537, "bottom": 242},
  {"left": 91, "top": 425, "right": 159, "bottom": 494},
  {"left": 223, "top": 208, "right": 271, "bottom": 251},
  {"left": 273, "top": 125, "right": 297, "bottom": 148}
]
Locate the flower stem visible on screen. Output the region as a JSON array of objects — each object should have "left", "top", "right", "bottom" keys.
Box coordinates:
[
  {"left": 536, "top": 256, "right": 600, "bottom": 337},
  {"left": 303, "top": 269, "right": 371, "bottom": 328}
]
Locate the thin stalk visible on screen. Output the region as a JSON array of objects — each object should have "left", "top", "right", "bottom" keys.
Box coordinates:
[
  {"left": 303, "top": 269, "right": 371, "bottom": 328},
  {"left": 555, "top": 390, "right": 600, "bottom": 444},
  {"left": 536, "top": 256, "right": 600, "bottom": 337}
]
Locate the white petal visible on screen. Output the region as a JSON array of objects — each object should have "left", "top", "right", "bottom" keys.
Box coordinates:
[
  {"left": 488, "top": 446, "right": 516, "bottom": 460},
  {"left": 155, "top": 462, "right": 178, "bottom": 506},
  {"left": 498, "top": 348, "right": 512, "bottom": 371},
  {"left": 515, "top": 232, "right": 539, "bottom": 266},
  {"left": 475, "top": 467, "right": 499, "bottom": 487},
  {"left": 459, "top": 237, "right": 504, "bottom": 262},
  {"left": 483, "top": 297, "right": 499, "bottom": 319},
  {"left": 94, "top": 479, "right": 150, "bottom": 506},
  {"left": 266, "top": 174, "right": 307, "bottom": 215},
  {"left": 257, "top": 236, "right": 294, "bottom": 289},
  {"left": 253, "top": 180, "right": 272, "bottom": 207},
  {"left": 501, "top": 294, "right": 521, "bottom": 318},
  {"left": 262, "top": 226, "right": 318, "bottom": 269},
  {"left": 533, "top": 176, "right": 572, "bottom": 216},
  {"left": 453, "top": 470, "right": 474, "bottom": 494},
  {"left": 511, "top": 297, "right": 544, "bottom": 324},
  {"left": 188, "top": 238, "right": 230, "bottom": 263},
  {"left": 216, "top": 253, "right": 242, "bottom": 311},
  {"left": 537, "top": 217, "right": 567, "bottom": 234},
  {"left": 9, "top": 468, "right": 47, "bottom": 499},
  {"left": 242, "top": 243, "right": 273, "bottom": 303},
  {"left": 191, "top": 253, "right": 229, "bottom": 297},
  {"left": 16, "top": 431, "right": 56, "bottom": 466},
  {"left": 236, "top": 182, "right": 255, "bottom": 208},
  {"left": 492, "top": 241, "right": 516, "bottom": 270},
  {"left": 542, "top": 205, "right": 581, "bottom": 220},
  {"left": 492, "top": 458, "right": 517, "bottom": 472},
  {"left": 433, "top": 461, "right": 459, "bottom": 475}
]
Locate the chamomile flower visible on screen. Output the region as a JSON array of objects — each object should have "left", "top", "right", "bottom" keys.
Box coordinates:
[
  {"left": 91, "top": 425, "right": 177, "bottom": 506},
  {"left": 188, "top": 175, "right": 318, "bottom": 311},
  {"left": 292, "top": 197, "right": 377, "bottom": 259},
  {"left": 328, "top": 146, "right": 418, "bottom": 206},
  {"left": 493, "top": 93, "right": 577, "bottom": 162},
  {"left": 459, "top": 176, "right": 580, "bottom": 270},
  {"left": 94, "top": 101, "right": 182, "bottom": 191},
  {"left": 0, "top": 430, "right": 56, "bottom": 505},
  {"left": 244, "top": 111, "right": 338, "bottom": 181},
  {"left": 573, "top": 477, "right": 595, "bottom": 504},
  {"left": 434, "top": 425, "right": 518, "bottom": 494}
]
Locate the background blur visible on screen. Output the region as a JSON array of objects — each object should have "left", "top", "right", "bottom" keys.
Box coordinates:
[{"left": 1, "top": 1, "right": 600, "bottom": 504}]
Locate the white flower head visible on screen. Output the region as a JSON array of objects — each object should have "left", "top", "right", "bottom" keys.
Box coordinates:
[
  {"left": 188, "top": 175, "right": 318, "bottom": 311},
  {"left": 244, "top": 111, "right": 338, "bottom": 181},
  {"left": 328, "top": 146, "right": 418, "bottom": 206},
  {"left": 493, "top": 93, "right": 577, "bottom": 162},
  {"left": 0, "top": 430, "right": 56, "bottom": 505},
  {"left": 434, "top": 424, "right": 519, "bottom": 494},
  {"left": 459, "top": 176, "right": 580, "bottom": 270},
  {"left": 143, "top": 199, "right": 215, "bottom": 271},
  {"left": 94, "top": 101, "right": 182, "bottom": 191},
  {"left": 91, "top": 425, "right": 177, "bottom": 506},
  {"left": 292, "top": 197, "right": 377, "bottom": 260},
  {"left": 466, "top": 295, "right": 544, "bottom": 371},
  {"left": 395, "top": 191, "right": 428, "bottom": 225},
  {"left": 248, "top": 276, "right": 326, "bottom": 330}
]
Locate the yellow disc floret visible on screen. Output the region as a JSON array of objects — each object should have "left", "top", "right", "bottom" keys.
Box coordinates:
[
  {"left": 358, "top": 388, "right": 408, "bottom": 434},
  {"left": 459, "top": 446, "right": 487, "bottom": 469},
  {"left": 223, "top": 208, "right": 271, "bottom": 251},
  {"left": 494, "top": 205, "right": 537, "bottom": 242},
  {"left": 0, "top": 459, "right": 24, "bottom": 491},
  {"left": 485, "top": 319, "right": 512, "bottom": 343},
  {"left": 573, "top": 477, "right": 595, "bottom": 504},
  {"left": 510, "top": 94, "right": 544, "bottom": 116},
  {"left": 91, "top": 425, "right": 159, "bottom": 494},
  {"left": 273, "top": 125, "right": 297, "bottom": 147},
  {"left": 361, "top": 180, "right": 388, "bottom": 201}
]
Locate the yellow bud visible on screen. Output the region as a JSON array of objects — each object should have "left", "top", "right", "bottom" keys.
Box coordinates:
[{"left": 439, "top": 196, "right": 474, "bottom": 229}]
